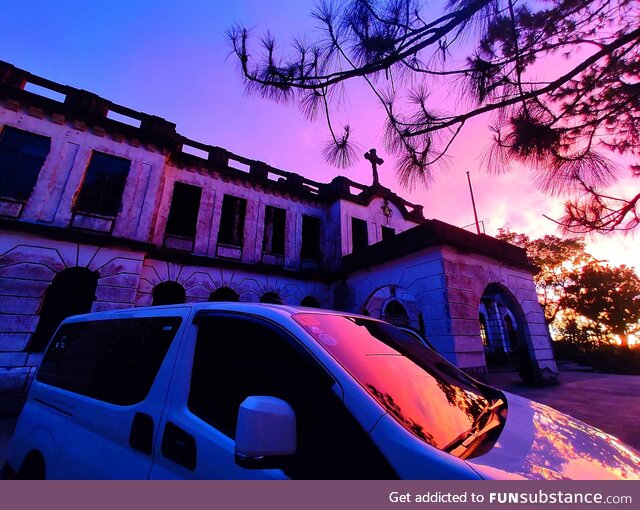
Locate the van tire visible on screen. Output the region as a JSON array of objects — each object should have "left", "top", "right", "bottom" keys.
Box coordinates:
[{"left": 18, "top": 451, "right": 45, "bottom": 480}]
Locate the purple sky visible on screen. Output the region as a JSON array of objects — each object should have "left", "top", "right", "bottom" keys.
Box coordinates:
[{"left": 1, "top": 0, "right": 636, "bottom": 268}]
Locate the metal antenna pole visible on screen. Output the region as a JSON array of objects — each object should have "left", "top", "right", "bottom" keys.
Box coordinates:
[{"left": 466, "top": 171, "right": 481, "bottom": 235}]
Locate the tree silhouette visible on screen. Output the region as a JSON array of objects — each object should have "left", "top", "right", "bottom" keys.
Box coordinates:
[
  {"left": 496, "top": 229, "right": 594, "bottom": 323},
  {"left": 560, "top": 263, "right": 640, "bottom": 347},
  {"left": 229, "top": 0, "right": 640, "bottom": 232}
]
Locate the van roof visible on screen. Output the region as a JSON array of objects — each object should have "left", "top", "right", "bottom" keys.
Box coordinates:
[{"left": 60, "top": 302, "right": 363, "bottom": 323}]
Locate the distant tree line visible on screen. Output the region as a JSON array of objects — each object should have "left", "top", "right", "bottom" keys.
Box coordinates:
[{"left": 497, "top": 229, "right": 640, "bottom": 373}]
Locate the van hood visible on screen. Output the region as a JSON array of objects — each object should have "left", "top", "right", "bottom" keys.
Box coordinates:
[{"left": 467, "top": 392, "right": 640, "bottom": 480}]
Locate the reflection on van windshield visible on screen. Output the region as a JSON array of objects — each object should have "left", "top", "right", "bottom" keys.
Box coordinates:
[{"left": 294, "top": 313, "right": 504, "bottom": 455}]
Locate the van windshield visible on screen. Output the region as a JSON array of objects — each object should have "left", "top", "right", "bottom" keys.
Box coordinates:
[{"left": 294, "top": 313, "right": 504, "bottom": 455}]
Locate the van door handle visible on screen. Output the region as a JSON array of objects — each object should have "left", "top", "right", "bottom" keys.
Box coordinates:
[
  {"left": 129, "top": 412, "right": 154, "bottom": 454},
  {"left": 161, "top": 422, "right": 197, "bottom": 470}
]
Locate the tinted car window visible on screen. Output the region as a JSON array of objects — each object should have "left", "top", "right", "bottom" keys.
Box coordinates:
[
  {"left": 37, "top": 317, "right": 182, "bottom": 405},
  {"left": 189, "top": 315, "right": 397, "bottom": 479},
  {"left": 294, "top": 314, "right": 501, "bottom": 453}
]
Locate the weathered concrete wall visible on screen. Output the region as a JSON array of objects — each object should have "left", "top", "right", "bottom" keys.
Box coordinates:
[
  {"left": 0, "top": 105, "right": 167, "bottom": 243},
  {"left": 440, "top": 246, "right": 556, "bottom": 381},
  {"left": 150, "top": 163, "right": 331, "bottom": 270},
  {"left": 338, "top": 197, "right": 421, "bottom": 256},
  {"left": 337, "top": 247, "right": 454, "bottom": 354},
  {"left": 339, "top": 245, "right": 557, "bottom": 382}
]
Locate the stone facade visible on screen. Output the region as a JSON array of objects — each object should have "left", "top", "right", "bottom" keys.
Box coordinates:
[{"left": 0, "top": 61, "right": 557, "bottom": 413}]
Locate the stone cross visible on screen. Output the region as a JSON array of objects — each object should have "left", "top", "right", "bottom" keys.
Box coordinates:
[{"left": 364, "top": 148, "right": 384, "bottom": 186}]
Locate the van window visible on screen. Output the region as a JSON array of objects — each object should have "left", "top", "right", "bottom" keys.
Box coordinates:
[
  {"left": 294, "top": 313, "right": 504, "bottom": 457},
  {"left": 188, "top": 315, "right": 396, "bottom": 479},
  {"left": 37, "top": 317, "right": 182, "bottom": 406}
]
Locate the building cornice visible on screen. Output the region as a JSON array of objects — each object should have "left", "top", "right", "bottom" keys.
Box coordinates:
[{"left": 342, "top": 219, "right": 537, "bottom": 273}]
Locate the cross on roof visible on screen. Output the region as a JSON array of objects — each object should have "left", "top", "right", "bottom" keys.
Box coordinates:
[{"left": 364, "top": 148, "right": 384, "bottom": 186}]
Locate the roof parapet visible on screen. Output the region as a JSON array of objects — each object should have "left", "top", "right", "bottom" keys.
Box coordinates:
[{"left": 0, "top": 60, "right": 425, "bottom": 217}]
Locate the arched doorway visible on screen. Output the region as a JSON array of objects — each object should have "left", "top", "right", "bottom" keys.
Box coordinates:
[
  {"left": 382, "top": 299, "right": 410, "bottom": 327},
  {"left": 300, "top": 296, "right": 320, "bottom": 308},
  {"left": 152, "top": 281, "right": 186, "bottom": 305},
  {"left": 260, "top": 292, "right": 283, "bottom": 304},
  {"left": 209, "top": 286, "right": 240, "bottom": 302},
  {"left": 29, "top": 267, "right": 99, "bottom": 352},
  {"left": 479, "top": 283, "right": 534, "bottom": 383}
]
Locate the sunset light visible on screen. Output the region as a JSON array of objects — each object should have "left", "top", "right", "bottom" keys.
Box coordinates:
[{"left": 1, "top": 0, "right": 639, "bottom": 491}]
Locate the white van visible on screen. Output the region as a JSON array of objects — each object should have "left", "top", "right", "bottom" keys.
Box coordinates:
[{"left": 3, "top": 303, "right": 640, "bottom": 479}]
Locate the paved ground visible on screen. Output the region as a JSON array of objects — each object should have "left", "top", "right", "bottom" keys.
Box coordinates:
[
  {"left": 487, "top": 364, "right": 640, "bottom": 450},
  {"left": 1, "top": 364, "right": 639, "bottom": 472}
]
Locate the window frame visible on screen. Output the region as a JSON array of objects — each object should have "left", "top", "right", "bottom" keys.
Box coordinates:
[
  {"left": 300, "top": 215, "right": 322, "bottom": 261},
  {"left": 187, "top": 312, "right": 335, "bottom": 438},
  {"left": 381, "top": 225, "right": 396, "bottom": 241},
  {"left": 351, "top": 217, "right": 369, "bottom": 253},
  {"left": 186, "top": 311, "right": 397, "bottom": 479},
  {"left": 217, "top": 194, "right": 247, "bottom": 247},
  {"left": 262, "top": 205, "right": 286, "bottom": 256},
  {"left": 74, "top": 150, "right": 131, "bottom": 217},
  {"left": 36, "top": 315, "right": 184, "bottom": 406},
  {"left": 164, "top": 181, "right": 203, "bottom": 239},
  {"left": 0, "top": 126, "right": 51, "bottom": 202}
]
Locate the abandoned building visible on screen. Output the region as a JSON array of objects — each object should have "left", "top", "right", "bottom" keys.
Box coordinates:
[{"left": 0, "top": 61, "right": 558, "bottom": 412}]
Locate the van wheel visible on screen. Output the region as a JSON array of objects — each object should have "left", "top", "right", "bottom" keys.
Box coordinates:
[{"left": 18, "top": 452, "right": 45, "bottom": 480}]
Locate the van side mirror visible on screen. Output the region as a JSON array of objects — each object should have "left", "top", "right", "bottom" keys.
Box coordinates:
[{"left": 235, "top": 396, "right": 297, "bottom": 469}]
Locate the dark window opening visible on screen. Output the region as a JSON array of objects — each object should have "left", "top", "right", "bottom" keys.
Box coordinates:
[
  {"left": 75, "top": 151, "right": 131, "bottom": 216},
  {"left": 152, "top": 281, "right": 186, "bottom": 305},
  {"left": 301, "top": 215, "right": 321, "bottom": 261},
  {"left": 383, "top": 299, "right": 410, "bottom": 327},
  {"left": 351, "top": 217, "right": 368, "bottom": 253},
  {"left": 263, "top": 206, "right": 286, "bottom": 255},
  {"left": 37, "top": 316, "right": 181, "bottom": 406},
  {"left": 381, "top": 226, "right": 395, "bottom": 241},
  {"left": 217, "top": 195, "right": 247, "bottom": 247},
  {"left": 260, "top": 292, "right": 283, "bottom": 304},
  {"left": 165, "top": 182, "right": 202, "bottom": 238},
  {"left": 301, "top": 296, "right": 321, "bottom": 308},
  {"left": 0, "top": 126, "right": 50, "bottom": 201},
  {"left": 29, "top": 267, "right": 98, "bottom": 353},
  {"left": 208, "top": 286, "right": 240, "bottom": 302},
  {"left": 188, "top": 316, "right": 396, "bottom": 479}
]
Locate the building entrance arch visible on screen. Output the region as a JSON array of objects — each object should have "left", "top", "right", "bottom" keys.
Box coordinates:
[{"left": 479, "top": 282, "right": 534, "bottom": 383}]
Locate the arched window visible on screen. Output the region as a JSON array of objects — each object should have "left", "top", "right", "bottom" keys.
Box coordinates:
[
  {"left": 260, "top": 292, "right": 283, "bottom": 304},
  {"left": 382, "top": 299, "right": 409, "bottom": 327},
  {"left": 300, "top": 296, "right": 320, "bottom": 308},
  {"left": 152, "top": 281, "right": 186, "bottom": 306},
  {"left": 29, "top": 267, "right": 99, "bottom": 352},
  {"left": 209, "top": 286, "right": 240, "bottom": 302}
]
